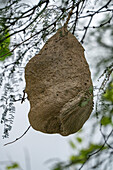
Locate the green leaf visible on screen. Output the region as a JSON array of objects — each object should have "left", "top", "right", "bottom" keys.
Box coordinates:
[
  {"left": 101, "top": 116, "right": 112, "bottom": 126},
  {"left": 0, "top": 27, "right": 12, "bottom": 61},
  {"left": 52, "top": 163, "right": 63, "bottom": 170},
  {"left": 69, "top": 140, "right": 76, "bottom": 149},
  {"left": 6, "top": 163, "right": 19, "bottom": 169},
  {"left": 80, "top": 143, "right": 107, "bottom": 157},
  {"left": 69, "top": 144, "right": 106, "bottom": 165},
  {"left": 103, "top": 81, "right": 113, "bottom": 103},
  {"left": 76, "top": 137, "right": 82, "bottom": 143},
  {"left": 70, "top": 155, "right": 86, "bottom": 164},
  {"left": 89, "top": 86, "right": 93, "bottom": 93},
  {"left": 53, "top": 168, "right": 61, "bottom": 170},
  {"left": 80, "top": 100, "right": 88, "bottom": 107}
]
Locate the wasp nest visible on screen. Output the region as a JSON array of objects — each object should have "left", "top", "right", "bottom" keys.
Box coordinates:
[{"left": 25, "top": 27, "right": 93, "bottom": 136}]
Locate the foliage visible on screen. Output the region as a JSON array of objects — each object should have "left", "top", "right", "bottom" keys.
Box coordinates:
[
  {"left": 103, "top": 80, "right": 113, "bottom": 103},
  {"left": 6, "top": 163, "right": 19, "bottom": 169},
  {"left": 0, "top": 26, "right": 12, "bottom": 61}
]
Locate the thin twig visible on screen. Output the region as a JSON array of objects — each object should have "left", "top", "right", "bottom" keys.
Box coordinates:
[
  {"left": 81, "top": 15, "right": 93, "bottom": 43},
  {"left": 100, "top": 124, "right": 113, "bottom": 149},
  {"left": 72, "top": 3, "right": 79, "bottom": 34},
  {"left": 0, "top": 11, "right": 64, "bottom": 59},
  {"left": 80, "top": 0, "right": 112, "bottom": 43},
  {"left": 78, "top": 129, "right": 113, "bottom": 170},
  {"left": 4, "top": 125, "right": 31, "bottom": 146},
  {"left": 0, "top": 0, "right": 49, "bottom": 34},
  {"left": 21, "top": 90, "right": 25, "bottom": 104},
  {"left": 0, "top": 1, "right": 49, "bottom": 44}
]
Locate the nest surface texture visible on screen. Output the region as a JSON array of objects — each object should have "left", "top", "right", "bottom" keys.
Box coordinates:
[{"left": 25, "top": 27, "right": 93, "bottom": 136}]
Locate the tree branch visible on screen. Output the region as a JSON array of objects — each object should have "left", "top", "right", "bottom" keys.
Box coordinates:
[
  {"left": 0, "top": 12, "right": 64, "bottom": 59},
  {"left": 0, "top": 1, "right": 49, "bottom": 44},
  {"left": 4, "top": 125, "right": 31, "bottom": 146},
  {"left": 78, "top": 129, "right": 113, "bottom": 170}
]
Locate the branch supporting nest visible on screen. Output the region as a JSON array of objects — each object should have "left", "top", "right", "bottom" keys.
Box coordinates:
[{"left": 64, "top": 6, "right": 74, "bottom": 27}]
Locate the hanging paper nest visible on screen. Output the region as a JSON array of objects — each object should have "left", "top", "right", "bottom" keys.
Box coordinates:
[{"left": 25, "top": 27, "right": 93, "bottom": 136}]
